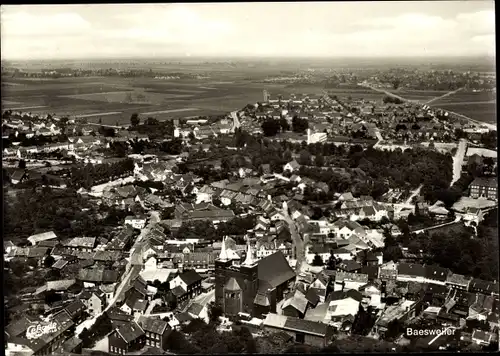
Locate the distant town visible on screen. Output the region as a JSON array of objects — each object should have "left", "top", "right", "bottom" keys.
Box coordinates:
[{"left": 3, "top": 65, "right": 499, "bottom": 356}]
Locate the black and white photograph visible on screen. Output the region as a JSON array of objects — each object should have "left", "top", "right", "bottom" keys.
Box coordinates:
[{"left": 2, "top": 2, "right": 498, "bottom": 355}]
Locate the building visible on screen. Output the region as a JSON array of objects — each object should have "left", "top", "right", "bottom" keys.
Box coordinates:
[
  {"left": 125, "top": 215, "right": 147, "bottom": 230},
  {"left": 469, "top": 177, "right": 497, "bottom": 200},
  {"left": 137, "top": 316, "right": 172, "bottom": 351},
  {"left": 27, "top": 231, "right": 57, "bottom": 246},
  {"left": 374, "top": 300, "right": 421, "bottom": 336},
  {"left": 263, "top": 313, "right": 334, "bottom": 348},
  {"left": 169, "top": 269, "right": 203, "bottom": 303},
  {"left": 108, "top": 321, "right": 146, "bottom": 355},
  {"left": 471, "top": 329, "right": 499, "bottom": 346},
  {"left": 215, "top": 238, "right": 296, "bottom": 317}
]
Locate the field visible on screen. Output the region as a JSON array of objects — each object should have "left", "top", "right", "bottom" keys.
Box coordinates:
[
  {"left": 430, "top": 91, "right": 496, "bottom": 124},
  {"left": 1, "top": 74, "right": 389, "bottom": 125},
  {"left": 393, "top": 89, "right": 449, "bottom": 102}
]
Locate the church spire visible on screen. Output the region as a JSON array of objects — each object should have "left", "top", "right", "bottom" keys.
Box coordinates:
[
  {"left": 218, "top": 236, "right": 228, "bottom": 261},
  {"left": 242, "top": 240, "right": 256, "bottom": 266}
]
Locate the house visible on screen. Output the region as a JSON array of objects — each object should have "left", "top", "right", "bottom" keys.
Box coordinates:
[
  {"left": 5, "top": 312, "right": 74, "bottom": 356},
  {"left": 469, "top": 177, "right": 498, "bottom": 200},
  {"left": 337, "top": 260, "right": 362, "bottom": 273},
  {"left": 28, "top": 231, "right": 57, "bottom": 246},
  {"left": 10, "top": 169, "right": 28, "bottom": 185},
  {"left": 397, "top": 263, "right": 426, "bottom": 283},
  {"left": 334, "top": 272, "right": 369, "bottom": 291},
  {"left": 63, "top": 237, "right": 97, "bottom": 252},
  {"left": 359, "top": 282, "right": 383, "bottom": 308},
  {"left": 125, "top": 215, "right": 147, "bottom": 229},
  {"left": 322, "top": 290, "right": 362, "bottom": 328},
  {"left": 374, "top": 300, "right": 421, "bottom": 337},
  {"left": 186, "top": 302, "right": 209, "bottom": 323},
  {"left": 169, "top": 269, "right": 203, "bottom": 303},
  {"left": 471, "top": 329, "right": 498, "bottom": 346},
  {"left": 469, "top": 278, "right": 499, "bottom": 296},
  {"left": 462, "top": 207, "right": 484, "bottom": 226},
  {"left": 468, "top": 293, "right": 495, "bottom": 321},
  {"left": 263, "top": 313, "right": 334, "bottom": 348},
  {"left": 79, "top": 290, "right": 107, "bottom": 317},
  {"left": 284, "top": 160, "right": 300, "bottom": 172},
  {"left": 331, "top": 220, "right": 365, "bottom": 239},
  {"left": 137, "top": 316, "right": 172, "bottom": 351},
  {"left": 445, "top": 273, "right": 472, "bottom": 291},
  {"left": 121, "top": 293, "right": 148, "bottom": 317},
  {"left": 282, "top": 289, "right": 309, "bottom": 319},
  {"left": 108, "top": 321, "right": 146, "bottom": 355},
  {"left": 63, "top": 299, "right": 86, "bottom": 323}
]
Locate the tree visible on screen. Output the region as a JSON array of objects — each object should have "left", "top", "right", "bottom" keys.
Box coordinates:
[
  {"left": 315, "top": 154, "right": 325, "bottom": 167},
  {"left": 312, "top": 254, "right": 324, "bottom": 266},
  {"left": 130, "top": 113, "right": 140, "bottom": 127},
  {"left": 207, "top": 302, "right": 223, "bottom": 324},
  {"left": 261, "top": 118, "right": 281, "bottom": 137},
  {"left": 44, "top": 255, "right": 55, "bottom": 268},
  {"left": 326, "top": 252, "right": 337, "bottom": 270},
  {"left": 298, "top": 150, "right": 312, "bottom": 166}
]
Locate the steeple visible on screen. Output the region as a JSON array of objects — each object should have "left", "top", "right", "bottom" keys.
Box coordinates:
[
  {"left": 218, "top": 236, "right": 228, "bottom": 261},
  {"left": 242, "top": 240, "right": 256, "bottom": 266}
]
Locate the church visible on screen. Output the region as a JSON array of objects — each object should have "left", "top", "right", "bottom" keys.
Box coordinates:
[{"left": 215, "top": 237, "right": 296, "bottom": 318}]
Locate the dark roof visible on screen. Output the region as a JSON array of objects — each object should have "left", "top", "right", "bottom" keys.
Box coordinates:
[
  {"left": 179, "top": 269, "right": 203, "bottom": 286},
  {"left": 187, "top": 303, "right": 204, "bottom": 316},
  {"left": 138, "top": 316, "right": 169, "bottom": 335},
  {"left": 327, "top": 289, "right": 363, "bottom": 303},
  {"left": 305, "top": 288, "right": 321, "bottom": 307},
  {"left": 361, "top": 266, "right": 379, "bottom": 280},
  {"left": 64, "top": 300, "right": 85, "bottom": 317},
  {"left": 424, "top": 265, "right": 450, "bottom": 282},
  {"left": 338, "top": 260, "right": 362, "bottom": 272},
  {"left": 5, "top": 315, "right": 33, "bottom": 338},
  {"left": 175, "top": 312, "right": 194, "bottom": 323},
  {"left": 171, "top": 286, "right": 186, "bottom": 297},
  {"left": 116, "top": 321, "right": 145, "bottom": 343},
  {"left": 61, "top": 336, "right": 83, "bottom": 352},
  {"left": 397, "top": 263, "right": 426, "bottom": 277},
  {"left": 470, "top": 279, "right": 499, "bottom": 294},
  {"left": 470, "top": 177, "right": 497, "bottom": 188},
  {"left": 258, "top": 251, "right": 296, "bottom": 289},
  {"left": 283, "top": 317, "right": 331, "bottom": 337}
]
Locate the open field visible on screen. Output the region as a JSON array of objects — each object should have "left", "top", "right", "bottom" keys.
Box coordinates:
[
  {"left": 1, "top": 76, "right": 389, "bottom": 124},
  {"left": 392, "top": 89, "right": 449, "bottom": 102},
  {"left": 429, "top": 90, "right": 496, "bottom": 124}
]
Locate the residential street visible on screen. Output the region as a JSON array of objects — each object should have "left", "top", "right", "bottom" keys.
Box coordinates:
[
  {"left": 451, "top": 139, "right": 467, "bottom": 187},
  {"left": 279, "top": 205, "right": 306, "bottom": 278}
]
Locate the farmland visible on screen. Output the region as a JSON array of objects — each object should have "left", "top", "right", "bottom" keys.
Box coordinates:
[
  {"left": 1, "top": 73, "right": 389, "bottom": 125},
  {"left": 429, "top": 91, "right": 496, "bottom": 124}
]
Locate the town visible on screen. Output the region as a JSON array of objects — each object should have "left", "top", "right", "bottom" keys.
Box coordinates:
[{"left": 3, "top": 69, "right": 499, "bottom": 356}]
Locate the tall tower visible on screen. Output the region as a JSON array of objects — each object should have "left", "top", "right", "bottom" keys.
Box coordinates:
[
  {"left": 263, "top": 90, "right": 269, "bottom": 103},
  {"left": 214, "top": 238, "right": 259, "bottom": 316},
  {"left": 239, "top": 242, "right": 259, "bottom": 315}
]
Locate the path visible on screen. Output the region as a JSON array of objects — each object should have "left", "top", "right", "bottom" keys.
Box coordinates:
[
  {"left": 85, "top": 122, "right": 129, "bottom": 129},
  {"left": 361, "top": 83, "right": 497, "bottom": 131},
  {"left": 424, "top": 88, "right": 463, "bottom": 105},
  {"left": 411, "top": 216, "right": 462, "bottom": 234},
  {"left": 279, "top": 204, "right": 306, "bottom": 279},
  {"left": 451, "top": 139, "right": 467, "bottom": 187},
  {"left": 428, "top": 326, "right": 457, "bottom": 346},
  {"left": 76, "top": 217, "right": 153, "bottom": 337},
  {"left": 144, "top": 298, "right": 162, "bottom": 316},
  {"left": 405, "top": 185, "right": 423, "bottom": 205}
]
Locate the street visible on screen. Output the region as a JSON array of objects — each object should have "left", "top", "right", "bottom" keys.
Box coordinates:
[
  {"left": 75, "top": 216, "right": 154, "bottom": 337},
  {"left": 451, "top": 139, "right": 467, "bottom": 187},
  {"left": 279, "top": 205, "right": 307, "bottom": 279},
  {"left": 405, "top": 185, "right": 423, "bottom": 205}
]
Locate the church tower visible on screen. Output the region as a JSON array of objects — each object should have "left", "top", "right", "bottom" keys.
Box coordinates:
[{"left": 214, "top": 237, "right": 259, "bottom": 316}]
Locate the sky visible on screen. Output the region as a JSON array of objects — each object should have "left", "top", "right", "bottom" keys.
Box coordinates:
[{"left": 1, "top": 2, "right": 495, "bottom": 60}]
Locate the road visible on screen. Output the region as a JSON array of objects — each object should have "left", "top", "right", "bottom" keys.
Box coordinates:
[
  {"left": 428, "top": 326, "right": 457, "bottom": 346},
  {"left": 451, "top": 139, "right": 467, "bottom": 187},
  {"left": 85, "top": 122, "right": 130, "bottom": 129},
  {"left": 76, "top": 216, "right": 153, "bottom": 337},
  {"left": 411, "top": 216, "right": 462, "bottom": 234},
  {"left": 424, "top": 88, "right": 463, "bottom": 105},
  {"left": 361, "top": 83, "right": 497, "bottom": 131},
  {"left": 405, "top": 185, "right": 423, "bottom": 205},
  {"left": 279, "top": 204, "right": 306, "bottom": 279}
]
